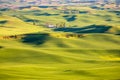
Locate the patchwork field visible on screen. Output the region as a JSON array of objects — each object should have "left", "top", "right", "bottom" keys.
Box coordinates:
[{"left": 0, "top": 6, "right": 120, "bottom": 80}]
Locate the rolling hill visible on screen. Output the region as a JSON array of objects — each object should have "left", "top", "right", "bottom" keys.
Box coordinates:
[{"left": 0, "top": 15, "right": 46, "bottom": 36}]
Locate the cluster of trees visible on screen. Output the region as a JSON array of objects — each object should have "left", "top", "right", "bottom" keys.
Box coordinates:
[
  {"left": 65, "top": 34, "right": 85, "bottom": 38},
  {"left": 56, "top": 22, "right": 66, "bottom": 28},
  {"left": 0, "top": 35, "right": 24, "bottom": 40},
  {"left": 51, "top": 33, "right": 86, "bottom": 39}
]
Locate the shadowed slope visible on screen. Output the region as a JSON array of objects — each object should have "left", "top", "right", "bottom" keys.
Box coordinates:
[
  {"left": 54, "top": 25, "right": 112, "bottom": 33},
  {"left": 63, "top": 15, "right": 77, "bottom": 22},
  {"left": 21, "top": 33, "right": 49, "bottom": 45}
]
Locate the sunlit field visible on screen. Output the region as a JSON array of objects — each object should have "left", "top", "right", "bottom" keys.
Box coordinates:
[{"left": 0, "top": 5, "right": 120, "bottom": 80}]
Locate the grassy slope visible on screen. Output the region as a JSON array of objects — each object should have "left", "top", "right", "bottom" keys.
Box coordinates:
[
  {"left": 0, "top": 15, "right": 45, "bottom": 36},
  {"left": 0, "top": 34, "right": 120, "bottom": 80}
]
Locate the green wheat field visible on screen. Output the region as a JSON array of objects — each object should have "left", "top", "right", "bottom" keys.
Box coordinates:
[{"left": 0, "top": 6, "right": 120, "bottom": 80}]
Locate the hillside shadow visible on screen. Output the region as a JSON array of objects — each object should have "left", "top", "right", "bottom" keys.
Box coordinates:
[
  {"left": 107, "top": 50, "right": 120, "bottom": 57},
  {"left": 19, "top": 6, "right": 31, "bottom": 10},
  {"left": 13, "top": 15, "right": 40, "bottom": 23},
  {"left": 79, "top": 11, "right": 88, "bottom": 14},
  {"left": 116, "top": 33, "right": 120, "bottom": 35},
  {"left": 21, "top": 33, "right": 49, "bottom": 45},
  {"left": 38, "top": 6, "right": 57, "bottom": 8},
  {"left": 0, "top": 20, "right": 7, "bottom": 24},
  {"left": 83, "top": 60, "right": 99, "bottom": 63},
  {"left": 54, "top": 25, "right": 112, "bottom": 33},
  {"left": 25, "top": 19, "right": 39, "bottom": 23},
  {"left": 63, "top": 15, "right": 76, "bottom": 22},
  {"left": 109, "top": 10, "right": 120, "bottom": 15},
  {"left": 63, "top": 70, "right": 98, "bottom": 77},
  {"left": 0, "top": 8, "right": 10, "bottom": 11},
  {"left": 34, "top": 13, "right": 59, "bottom": 16},
  {"left": 0, "top": 46, "right": 3, "bottom": 49}
]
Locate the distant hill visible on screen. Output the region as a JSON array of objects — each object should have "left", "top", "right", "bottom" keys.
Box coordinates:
[{"left": 0, "top": 0, "right": 116, "bottom": 5}]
